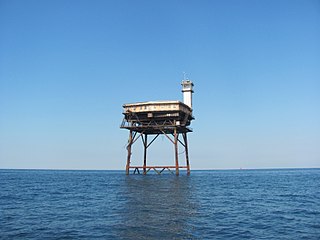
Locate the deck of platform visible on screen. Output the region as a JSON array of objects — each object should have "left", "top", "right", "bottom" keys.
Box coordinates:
[{"left": 121, "top": 100, "right": 194, "bottom": 134}]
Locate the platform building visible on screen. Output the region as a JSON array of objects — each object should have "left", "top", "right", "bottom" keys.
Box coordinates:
[{"left": 120, "top": 79, "right": 194, "bottom": 175}]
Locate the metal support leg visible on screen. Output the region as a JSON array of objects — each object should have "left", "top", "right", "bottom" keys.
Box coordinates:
[
  {"left": 174, "top": 128, "right": 179, "bottom": 176},
  {"left": 183, "top": 133, "right": 190, "bottom": 175},
  {"left": 126, "top": 130, "right": 133, "bottom": 175},
  {"left": 143, "top": 134, "right": 148, "bottom": 175}
]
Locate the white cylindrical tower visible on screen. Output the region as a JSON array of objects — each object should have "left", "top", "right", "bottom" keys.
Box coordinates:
[{"left": 181, "top": 79, "right": 194, "bottom": 109}]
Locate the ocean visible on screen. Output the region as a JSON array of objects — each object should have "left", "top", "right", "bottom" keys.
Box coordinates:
[{"left": 1, "top": 169, "right": 319, "bottom": 239}]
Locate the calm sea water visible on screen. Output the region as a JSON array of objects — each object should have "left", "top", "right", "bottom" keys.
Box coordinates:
[{"left": 1, "top": 169, "right": 319, "bottom": 239}]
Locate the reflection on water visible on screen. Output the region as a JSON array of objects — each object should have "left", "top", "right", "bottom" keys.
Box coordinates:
[{"left": 118, "top": 175, "right": 199, "bottom": 239}]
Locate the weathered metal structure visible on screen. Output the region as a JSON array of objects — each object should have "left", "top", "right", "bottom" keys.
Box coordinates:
[{"left": 120, "top": 79, "right": 194, "bottom": 175}]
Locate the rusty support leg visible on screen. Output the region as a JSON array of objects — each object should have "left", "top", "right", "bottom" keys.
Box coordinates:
[
  {"left": 174, "top": 128, "right": 179, "bottom": 176},
  {"left": 183, "top": 133, "right": 190, "bottom": 175},
  {"left": 126, "top": 130, "right": 133, "bottom": 175},
  {"left": 143, "top": 134, "right": 148, "bottom": 175}
]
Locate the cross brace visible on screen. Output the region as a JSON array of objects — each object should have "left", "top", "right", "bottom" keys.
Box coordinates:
[{"left": 125, "top": 128, "right": 190, "bottom": 175}]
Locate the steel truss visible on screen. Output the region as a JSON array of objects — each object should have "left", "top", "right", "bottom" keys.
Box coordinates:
[{"left": 125, "top": 128, "right": 190, "bottom": 176}]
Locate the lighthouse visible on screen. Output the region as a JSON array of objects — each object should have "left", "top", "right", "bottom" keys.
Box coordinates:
[
  {"left": 181, "top": 79, "right": 194, "bottom": 109},
  {"left": 120, "top": 78, "right": 195, "bottom": 175}
]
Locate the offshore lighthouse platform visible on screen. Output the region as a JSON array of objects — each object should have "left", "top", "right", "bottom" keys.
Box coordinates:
[{"left": 120, "top": 78, "right": 194, "bottom": 175}]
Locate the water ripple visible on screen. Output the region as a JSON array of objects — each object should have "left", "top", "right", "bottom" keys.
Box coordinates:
[{"left": 1, "top": 169, "right": 320, "bottom": 239}]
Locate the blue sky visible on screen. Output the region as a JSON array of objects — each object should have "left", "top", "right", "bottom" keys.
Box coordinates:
[{"left": 0, "top": 0, "right": 319, "bottom": 170}]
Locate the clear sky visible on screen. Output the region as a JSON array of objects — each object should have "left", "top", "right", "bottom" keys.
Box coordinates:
[{"left": 0, "top": 0, "right": 319, "bottom": 170}]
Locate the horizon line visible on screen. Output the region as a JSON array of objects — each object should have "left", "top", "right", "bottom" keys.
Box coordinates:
[{"left": 1, "top": 167, "right": 319, "bottom": 171}]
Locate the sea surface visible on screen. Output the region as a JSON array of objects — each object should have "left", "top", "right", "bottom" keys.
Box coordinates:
[{"left": 1, "top": 169, "right": 319, "bottom": 239}]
